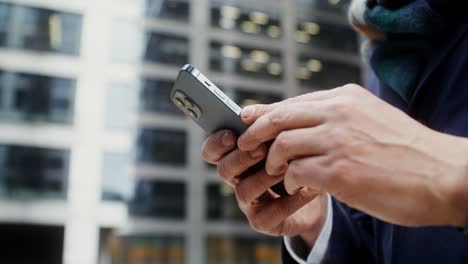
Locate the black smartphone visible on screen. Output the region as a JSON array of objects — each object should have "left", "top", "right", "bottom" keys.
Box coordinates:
[{"left": 171, "top": 64, "right": 287, "bottom": 196}]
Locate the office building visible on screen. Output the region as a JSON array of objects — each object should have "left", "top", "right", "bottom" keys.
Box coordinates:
[{"left": 0, "top": 0, "right": 362, "bottom": 263}]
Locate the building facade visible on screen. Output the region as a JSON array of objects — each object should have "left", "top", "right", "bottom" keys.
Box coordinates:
[{"left": 0, "top": 0, "right": 362, "bottom": 263}]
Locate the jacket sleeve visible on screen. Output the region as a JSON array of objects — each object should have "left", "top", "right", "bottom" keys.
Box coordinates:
[{"left": 282, "top": 198, "right": 375, "bottom": 264}]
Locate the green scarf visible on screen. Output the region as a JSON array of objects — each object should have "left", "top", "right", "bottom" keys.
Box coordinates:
[{"left": 349, "top": 0, "right": 448, "bottom": 102}]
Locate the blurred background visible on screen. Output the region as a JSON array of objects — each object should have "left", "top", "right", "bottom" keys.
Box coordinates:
[{"left": 0, "top": 0, "right": 363, "bottom": 263}]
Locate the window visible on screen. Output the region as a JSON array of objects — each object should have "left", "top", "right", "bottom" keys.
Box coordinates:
[
  {"left": 129, "top": 180, "right": 186, "bottom": 219},
  {"left": 139, "top": 78, "right": 184, "bottom": 116},
  {"left": 296, "top": 0, "right": 351, "bottom": 16},
  {"left": 105, "top": 82, "right": 137, "bottom": 130},
  {"left": 223, "top": 87, "right": 282, "bottom": 107},
  {"left": 211, "top": 1, "right": 282, "bottom": 39},
  {"left": 210, "top": 42, "right": 283, "bottom": 80},
  {"left": 0, "top": 224, "right": 64, "bottom": 264},
  {"left": 0, "top": 70, "right": 76, "bottom": 124},
  {"left": 136, "top": 128, "right": 187, "bottom": 166},
  {"left": 0, "top": 3, "right": 82, "bottom": 55},
  {"left": 101, "top": 153, "right": 133, "bottom": 202},
  {"left": 206, "top": 182, "right": 245, "bottom": 221},
  {"left": 99, "top": 230, "right": 184, "bottom": 264},
  {"left": 112, "top": 20, "right": 189, "bottom": 66},
  {"left": 206, "top": 236, "right": 281, "bottom": 264},
  {"left": 0, "top": 145, "right": 69, "bottom": 199},
  {"left": 296, "top": 18, "right": 358, "bottom": 53},
  {"left": 145, "top": 0, "right": 190, "bottom": 22},
  {"left": 297, "top": 55, "right": 361, "bottom": 89}
]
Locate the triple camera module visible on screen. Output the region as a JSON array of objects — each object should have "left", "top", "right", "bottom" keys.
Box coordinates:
[{"left": 172, "top": 91, "right": 202, "bottom": 120}]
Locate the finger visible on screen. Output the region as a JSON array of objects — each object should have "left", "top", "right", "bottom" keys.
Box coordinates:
[
  {"left": 238, "top": 102, "right": 326, "bottom": 151},
  {"left": 241, "top": 89, "right": 342, "bottom": 125},
  {"left": 235, "top": 169, "right": 284, "bottom": 206},
  {"left": 217, "top": 144, "right": 267, "bottom": 182},
  {"left": 265, "top": 125, "right": 330, "bottom": 175},
  {"left": 250, "top": 187, "right": 318, "bottom": 232},
  {"left": 201, "top": 130, "right": 236, "bottom": 164},
  {"left": 283, "top": 156, "right": 331, "bottom": 195}
]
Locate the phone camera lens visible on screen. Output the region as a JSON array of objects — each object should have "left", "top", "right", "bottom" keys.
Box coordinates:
[
  {"left": 183, "top": 98, "right": 194, "bottom": 109},
  {"left": 187, "top": 109, "right": 198, "bottom": 119},
  {"left": 175, "top": 98, "right": 186, "bottom": 109}
]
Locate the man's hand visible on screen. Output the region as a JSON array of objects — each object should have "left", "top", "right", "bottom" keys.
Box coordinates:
[
  {"left": 202, "top": 130, "right": 328, "bottom": 248},
  {"left": 237, "top": 84, "right": 468, "bottom": 228}
]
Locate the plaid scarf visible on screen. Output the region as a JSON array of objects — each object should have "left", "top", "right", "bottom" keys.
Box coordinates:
[{"left": 349, "top": 0, "right": 448, "bottom": 102}]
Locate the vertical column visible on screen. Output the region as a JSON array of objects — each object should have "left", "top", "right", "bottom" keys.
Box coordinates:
[
  {"left": 63, "top": 1, "right": 112, "bottom": 263},
  {"left": 282, "top": 1, "right": 300, "bottom": 99},
  {"left": 187, "top": 1, "right": 210, "bottom": 264}
]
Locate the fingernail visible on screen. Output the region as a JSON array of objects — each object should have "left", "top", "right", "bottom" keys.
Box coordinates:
[
  {"left": 242, "top": 106, "right": 256, "bottom": 119},
  {"left": 222, "top": 132, "right": 234, "bottom": 147},
  {"left": 271, "top": 163, "right": 287, "bottom": 176},
  {"left": 249, "top": 147, "right": 265, "bottom": 159}
]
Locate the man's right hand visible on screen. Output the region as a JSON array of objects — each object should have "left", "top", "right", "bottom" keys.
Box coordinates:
[{"left": 201, "top": 129, "right": 329, "bottom": 248}]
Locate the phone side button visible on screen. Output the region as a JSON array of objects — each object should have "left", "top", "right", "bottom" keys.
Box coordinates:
[
  {"left": 226, "top": 99, "right": 242, "bottom": 115},
  {"left": 213, "top": 88, "right": 226, "bottom": 99}
]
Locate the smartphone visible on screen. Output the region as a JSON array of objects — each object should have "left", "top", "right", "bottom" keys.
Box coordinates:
[{"left": 171, "top": 64, "right": 287, "bottom": 196}]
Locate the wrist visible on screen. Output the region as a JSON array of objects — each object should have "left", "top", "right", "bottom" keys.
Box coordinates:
[
  {"left": 445, "top": 140, "right": 468, "bottom": 228},
  {"left": 299, "top": 194, "right": 329, "bottom": 249}
]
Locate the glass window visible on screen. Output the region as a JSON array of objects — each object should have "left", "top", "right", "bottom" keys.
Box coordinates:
[
  {"left": 139, "top": 78, "right": 184, "bottom": 116},
  {"left": 106, "top": 82, "right": 137, "bottom": 130},
  {"left": 0, "top": 224, "right": 64, "bottom": 264},
  {"left": 99, "top": 230, "right": 185, "bottom": 264},
  {"left": 0, "top": 3, "right": 82, "bottom": 55},
  {"left": 101, "top": 153, "right": 134, "bottom": 202},
  {"left": 211, "top": 1, "right": 282, "bottom": 39},
  {"left": 0, "top": 70, "right": 75, "bottom": 124},
  {"left": 0, "top": 145, "right": 69, "bottom": 199},
  {"left": 136, "top": 128, "right": 187, "bottom": 166},
  {"left": 222, "top": 87, "right": 282, "bottom": 108},
  {"left": 297, "top": 55, "right": 361, "bottom": 89},
  {"left": 112, "top": 20, "right": 189, "bottom": 66},
  {"left": 129, "top": 180, "right": 186, "bottom": 219},
  {"left": 206, "top": 236, "right": 281, "bottom": 264},
  {"left": 210, "top": 42, "right": 283, "bottom": 80},
  {"left": 145, "top": 0, "right": 190, "bottom": 22},
  {"left": 296, "top": 18, "right": 358, "bottom": 53},
  {"left": 296, "top": 0, "right": 351, "bottom": 16},
  {"left": 206, "top": 182, "right": 245, "bottom": 221}
]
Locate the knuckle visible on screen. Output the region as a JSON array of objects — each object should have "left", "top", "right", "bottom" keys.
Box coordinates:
[
  {"left": 289, "top": 160, "right": 305, "bottom": 178},
  {"left": 274, "top": 132, "right": 290, "bottom": 154},
  {"left": 248, "top": 214, "right": 264, "bottom": 233},
  {"left": 217, "top": 159, "right": 232, "bottom": 180},
  {"left": 267, "top": 110, "right": 286, "bottom": 128},
  {"left": 329, "top": 159, "right": 350, "bottom": 183},
  {"left": 235, "top": 183, "right": 249, "bottom": 205}
]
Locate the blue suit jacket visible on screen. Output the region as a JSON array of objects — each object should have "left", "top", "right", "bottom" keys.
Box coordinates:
[{"left": 282, "top": 17, "right": 468, "bottom": 264}]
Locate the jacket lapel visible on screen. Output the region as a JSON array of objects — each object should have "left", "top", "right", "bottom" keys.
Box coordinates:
[{"left": 407, "top": 20, "right": 468, "bottom": 113}]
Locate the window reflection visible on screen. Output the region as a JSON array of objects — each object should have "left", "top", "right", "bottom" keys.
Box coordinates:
[
  {"left": 145, "top": 0, "right": 190, "bottom": 22},
  {"left": 0, "top": 3, "right": 82, "bottom": 55},
  {"left": 210, "top": 42, "right": 283, "bottom": 80},
  {"left": 112, "top": 21, "right": 189, "bottom": 66},
  {"left": 296, "top": 0, "right": 351, "bottom": 16},
  {"left": 130, "top": 180, "right": 186, "bottom": 219},
  {"left": 296, "top": 18, "right": 358, "bottom": 53},
  {"left": 211, "top": 1, "right": 282, "bottom": 39},
  {"left": 0, "top": 145, "right": 69, "bottom": 199},
  {"left": 101, "top": 153, "right": 133, "bottom": 202},
  {"left": 206, "top": 183, "right": 245, "bottom": 221},
  {"left": 297, "top": 55, "right": 361, "bottom": 89},
  {"left": 136, "top": 128, "right": 187, "bottom": 166},
  {"left": 100, "top": 230, "right": 185, "bottom": 264},
  {"left": 0, "top": 70, "right": 75, "bottom": 124},
  {"left": 207, "top": 236, "right": 281, "bottom": 264}
]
